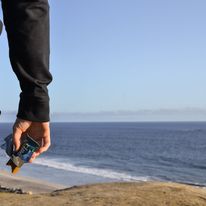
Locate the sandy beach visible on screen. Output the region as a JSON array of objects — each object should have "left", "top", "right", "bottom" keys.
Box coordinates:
[
  {"left": 0, "top": 170, "right": 64, "bottom": 194},
  {"left": 1, "top": 171, "right": 206, "bottom": 206}
]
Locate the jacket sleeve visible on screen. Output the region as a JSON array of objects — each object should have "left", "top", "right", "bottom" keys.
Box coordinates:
[{"left": 2, "top": 0, "right": 52, "bottom": 122}]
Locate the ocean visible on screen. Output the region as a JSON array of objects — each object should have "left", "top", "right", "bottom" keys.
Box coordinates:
[{"left": 0, "top": 122, "right": 206, "bottom": 187}]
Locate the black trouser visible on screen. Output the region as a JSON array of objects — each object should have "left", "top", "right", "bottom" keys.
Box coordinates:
[{"left": 1, "top": 0, "right": 52, "bottom": 122}]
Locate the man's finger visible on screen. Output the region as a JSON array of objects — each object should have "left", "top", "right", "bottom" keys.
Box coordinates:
[
  {"left": 29, "top": 152, "right": 38, "bottom": 163},
  {"left": 37, "top": 138, "right": 51, "bottom": 154},
  {"left": 29, "top": 138, "right": 50, "bottom": 163},
  {"left": 33, "top": 134, "right": 51, "bottom": 156}
]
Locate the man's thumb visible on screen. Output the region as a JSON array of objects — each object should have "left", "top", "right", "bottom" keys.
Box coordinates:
[
  {"left": 13, "top": 128, "right": 22, "bottom": 151},
  {"left": 12, "top": 118, "right": 32, "bottom": 151}
]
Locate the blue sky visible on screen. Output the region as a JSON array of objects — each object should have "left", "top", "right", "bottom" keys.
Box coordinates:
[{"left": 0, "top": 0, "right": 206, "bottom": 121}]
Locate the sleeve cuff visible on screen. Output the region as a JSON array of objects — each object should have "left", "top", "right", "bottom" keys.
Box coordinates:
[{"left": 17, "top": 93, "right": 50, "bottom": 122}]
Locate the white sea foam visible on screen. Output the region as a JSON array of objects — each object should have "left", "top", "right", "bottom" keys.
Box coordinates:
[{"left": 34, "top": 158, "right": 149, "bottom": 182}]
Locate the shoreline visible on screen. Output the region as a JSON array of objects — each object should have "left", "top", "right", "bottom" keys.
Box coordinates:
[
  {"left": 1, "top": 170, "right": 206, "bottom": 194},
  {"left": 0, "top": 170, "right": 65, "bottom": 194}
]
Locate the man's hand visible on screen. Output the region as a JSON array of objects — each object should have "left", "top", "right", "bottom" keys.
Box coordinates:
[{"left": 13, "top": 118, "right": 51, "bottom": 163}]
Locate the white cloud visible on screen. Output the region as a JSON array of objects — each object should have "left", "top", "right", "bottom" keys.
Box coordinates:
[
  {"left": 50, "top": 108, "right": 206, "bottom": 122},
  {"left": 1, "top": 108, "right": 205, "bottom": 122}
]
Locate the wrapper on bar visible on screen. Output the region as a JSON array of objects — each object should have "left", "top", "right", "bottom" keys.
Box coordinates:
[{"left": 1, "top": 134, "right": 40, "bottom": 174}]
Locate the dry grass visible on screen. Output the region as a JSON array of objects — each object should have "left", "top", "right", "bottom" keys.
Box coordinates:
[{"left": 1, "top": 181, "right": 206, "bottom": 206}]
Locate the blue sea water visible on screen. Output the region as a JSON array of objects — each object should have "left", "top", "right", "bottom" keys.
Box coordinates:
[{"left": 0, "top": 122, "right": 206, "bottom": 187}]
